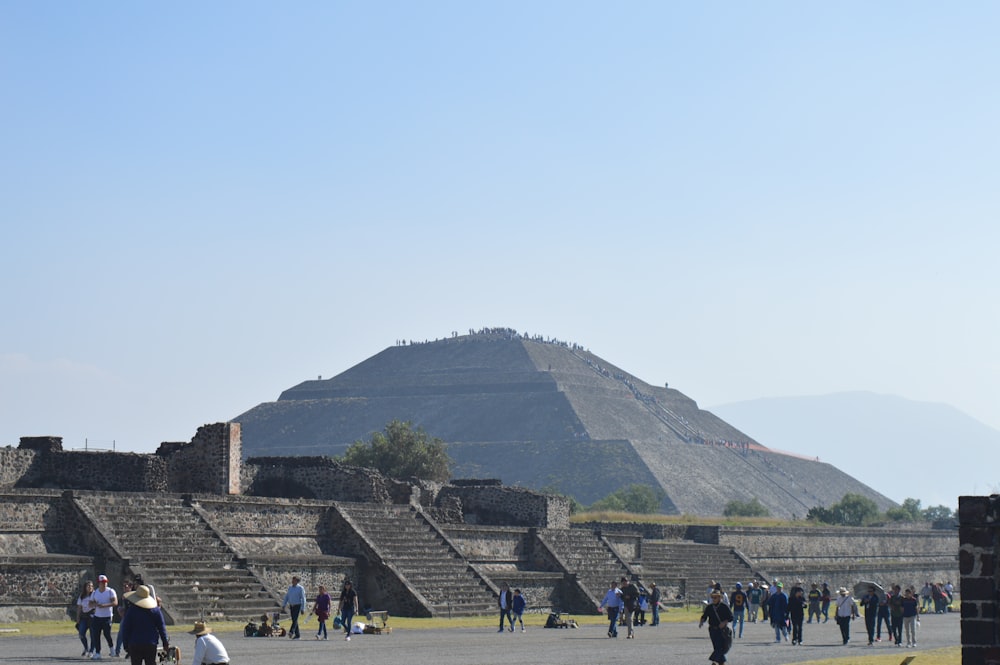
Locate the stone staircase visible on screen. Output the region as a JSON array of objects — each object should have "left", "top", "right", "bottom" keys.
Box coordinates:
[
  {"left": 640, "top": 540, "right": 759, "bottom": 599},
  {"left": 539, "top": 528, "right": 633, "bottom": 600},
  {"left": 337, "top": 502, "right": 495, "bottom": 616},
  {"left": 74, "top": 494, "right": 278, "bottom": 623}
]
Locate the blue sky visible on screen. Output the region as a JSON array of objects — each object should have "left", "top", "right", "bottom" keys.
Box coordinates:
[{"left": 2, "top": 0, "right": 998, "bottom": 482}]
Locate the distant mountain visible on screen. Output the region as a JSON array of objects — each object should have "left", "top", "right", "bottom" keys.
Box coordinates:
[{"left": 710, "top": 391, "right": 1000, "bottom": 509}]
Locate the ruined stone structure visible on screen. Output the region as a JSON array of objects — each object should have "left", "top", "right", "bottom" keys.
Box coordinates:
[
  {"left": 0, "top": 422, "right": 958, "bottom": 626},
  {"left": 959, "top": 495, "right": 1000, "bottom": 665},
  {"left": 234, "top": 330, "right": 896, "bottom": 519}
]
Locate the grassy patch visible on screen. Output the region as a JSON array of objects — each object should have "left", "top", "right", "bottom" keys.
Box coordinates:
[{"left": 789, "top": 646, "right": 959, "bottom": 665}]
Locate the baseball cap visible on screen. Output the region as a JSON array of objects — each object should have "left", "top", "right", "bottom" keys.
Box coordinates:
[{"left": 98, "top": 574, "right": 109, "bottom": 583}]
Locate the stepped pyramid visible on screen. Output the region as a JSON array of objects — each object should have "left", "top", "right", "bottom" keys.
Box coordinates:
[{"left": 234, "top": 330, "right": 895, "bottom": 518}]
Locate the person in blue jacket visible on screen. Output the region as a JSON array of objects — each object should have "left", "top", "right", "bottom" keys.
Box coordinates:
[
  {"left": 767, "top": 581, "right": 789, "bottom": 643},
  {"left": 511, "top": 589, "right": 527, "bottom": 632}
]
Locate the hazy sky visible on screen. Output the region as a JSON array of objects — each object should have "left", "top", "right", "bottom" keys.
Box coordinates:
[{"left": 2, "top": 2, "right": 998, "bottom": 464}]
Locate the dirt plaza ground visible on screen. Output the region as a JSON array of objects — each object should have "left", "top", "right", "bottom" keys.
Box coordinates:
[{"left": 3, "top": 612, "right": 959, "bottom": 665}]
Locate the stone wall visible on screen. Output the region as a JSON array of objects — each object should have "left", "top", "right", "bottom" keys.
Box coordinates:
[
  {"left": 164, "top": 423, "right": 241, "bottom": 494},
  {"left": 959, "top": 495, "right": 1000, "bottom": 665},
  {"left": 717, "top": 525, "right": 957, "bottom": 558},
  {"left": 437, "top": 484, "right": 569, "bottom": 528},
  {"left": 241, "top": 457, "right": 397, "bottom": 503},
  {"left": 0, "top": 448, "right": 38, "bottom": 488}
]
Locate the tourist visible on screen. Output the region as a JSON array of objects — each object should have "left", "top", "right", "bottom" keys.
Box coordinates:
[
  {"left": 860, "top": 586, "right": 881, "bottom": 646},
  {"left": 114, "top": 580, "right": 133, "bottom": 657},
  {"left": 649, "top": 582, "right": 661, "bottom": 626},
  {"left": 620, "top": 576, "right": 640, "bottom": 639},
  {"left": 875, "top": 587, "right": 891, "bottom": 642},
  {"left": 760, "top": 583, "right": 771, "bottom": 622},
  {"left": 599, "top": 580, "right": 621, "bottom": 638},
  {"left": 188, "top": 620, "right": 230, "bottom": 665},
  {"left": 920, "top": 581, "right": 933, "bottom": 613},
  {"left": 75, "top": 580, "right": 95, "bottom": 657},
  {"left": 512, "top": 588, "right": 527, "bottom": 632},
  {"left": 889, "top": 584, "right": 904, "bottom": 645},
  {"left": 119, "top": 584, "right": 169, "bottom": 665},
  {"left": 89, "top": 574, "right": 117, "bottom": 659},
  {"left": 834, "top": 587, "right": 859, "bottom": 644},
  {"left": 312, "top": 584, "right": 331, "bottom": 640},
  {"left": 338, "top": 579, "right": 358, "bottom": 641},
  {"left": 698, "top": 589, "right": 733, "bottom": 665},
  {"left": 900, "top": 588, "right": 919, "bottom": 647},
  {"left": 820, "top": 582, "right": 832, "bottom": 622},
  {"left": 767, "top": 581, "right": 789, "bottom": 643},
  {"left": 788, "top": 584, "right": 806, "bottom": 645},
  {"left": 280, "top": 576, "right": 306, "bottom": 640},
  {"left": 497, "top": 582, "right": 514, "bottom": 632},
  {"left": 807, "top": 582, "right": 822, "bottom": 623},
  {"left": 748, "top": 581, "right": 763, "bottom": 623},
  {"left": 729, "top": 582, "right": 747, "bottom": 638}
]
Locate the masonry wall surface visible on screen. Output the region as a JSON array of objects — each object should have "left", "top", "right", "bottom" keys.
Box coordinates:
[{"left": 959, "top": 495, "right": 1000, "bottom": 665}]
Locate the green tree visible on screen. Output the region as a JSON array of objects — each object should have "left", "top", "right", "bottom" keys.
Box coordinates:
[
  {"left": 723, "top": 498, "right": 771, "bottom": 518},
  {"left": 922, "top": 505, "right": 955, "bottom": 521},
  {"left": 807, "top": 493, "right": 880, "bottom": 526},
  {"left": 589, "top": 484, "right": 663, "bottom": 514},
  {"left": 885, "top": 497, "right": 923, "bottom": 522},
  {"left": 340, "top": 420, "right": 451, "bottom": 482}
]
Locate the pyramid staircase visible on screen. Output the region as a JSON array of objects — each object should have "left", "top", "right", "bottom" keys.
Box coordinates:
[
  {"left": 640, "top": 540, "right": 760, "bottom": 599},
  {"left": 74, "top": 494, "right": 278, "bottom": 623},
  {"left": 337, "top": 502, "right": 496, "bottom": 616},
  {"left": 538, "top": 528, "right": 633, "bottom": 601}
]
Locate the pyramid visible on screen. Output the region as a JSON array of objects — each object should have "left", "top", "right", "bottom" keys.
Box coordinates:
[{"left": 234, "top": 330, "right": 895, "bottom": 518}]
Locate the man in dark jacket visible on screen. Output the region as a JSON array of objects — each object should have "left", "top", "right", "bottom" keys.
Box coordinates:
[{"left": 119, "top": 585, "right": 169, "bottom": 665}]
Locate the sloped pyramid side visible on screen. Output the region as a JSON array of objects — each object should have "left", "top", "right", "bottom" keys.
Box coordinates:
[{"left": 234, "top": 334, "right": 895, "bottom": 517}]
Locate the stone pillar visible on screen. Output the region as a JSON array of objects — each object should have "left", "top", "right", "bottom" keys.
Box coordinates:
[{"left": 959, "top": 495, "right": 1000, "bottom": 665}]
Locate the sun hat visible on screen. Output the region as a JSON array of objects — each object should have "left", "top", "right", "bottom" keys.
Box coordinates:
[
  {"left": 838, "top": 587, "right": 849, "bottom": 595},
  {"left": 124, "top": 585, "right": 158, "bottom": 609},
  {"left": 188, "top": 621, "right": 211, "bottom": 636}
]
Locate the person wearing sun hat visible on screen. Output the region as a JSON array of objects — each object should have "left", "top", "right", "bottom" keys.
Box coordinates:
[
  {"left": 119, "top": 585, "right": 169, "bottom": 665},
  {"left": 189, "top": 621, "right": 230, "bottom": 665},
  {"left": 834, "top": 587, "right": 859, "bottom": 645}
]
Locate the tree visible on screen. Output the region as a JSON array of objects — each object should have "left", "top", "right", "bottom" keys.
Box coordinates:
[
  {"left": 885, "top": 497, "right": 923, "bottom": 522},
  {"left": 340, "top": 420, "right": 451, "bottom": 482},
  {"left": 922, "top": 505, "right": 955, "bottom": 521},
  {"left": 807, "top": 493, "right": 880, "bottom": 526},
  {"left": 589, "top": 484, "right": 664, "bottom": 514},
  {"left": 723, "top": 498, "right": 771, "bottom": 518}
]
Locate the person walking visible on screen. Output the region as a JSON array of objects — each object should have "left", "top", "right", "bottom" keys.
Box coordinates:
[
  {"left": 599, "top": 580, "right": 621, "bottom": 638},
  {"left": 900, "top": 588, "right": 919, "bottom": 647},
  {"left": 511, "top": 589, "right": 527, "bottom": 632},
  {"left": 280, "top": 576, "right": 306, "bottom": 640},
  {"left": 337, "top": 580, "right": 358, "bottom": 641},
  {"left": 649, "top": 582, "right": 661, "bottom": 626},
  {"left": 889, "top": 584, "right": 904, "bottom": 645},
  {"left": 748, "top": 581, "right": 762, "bottom": 623},
  {"left": 860, "top": 586, "right": 880, "bottom": 646},
  {"left": 820, "top": 582, "right": 832, "bottom": 623},
  {"left": 807, "top": 583, "right": 822, "bottom": 623},
  {"left": 89, "top": 574, "right": 117, "bottom": 660},
  {"left": 788, "top": 584, "right": 806, "bottom": 645},
  {"left": 620, "top": 576, "right": 640, "bottom": 639},
  {"left": 114, "top": 580, "right": 133, "bottom": 657},
  {"left": 729, "top": 583, "right": 747, "bottom": 638},
  {"left": 188, "top": 621, "right": 230, "bottom": 665},
  {"left": 312, "top": 585, "right": 331, "bottom": 640},
  {"left": 75, "top": 580, "right": 96, "bottom": 657},
  {"left": 768, "top": 582, "right": 789, "bottom": 643},
  {"left": 699, "top": 589, "right": 733, "bottom": 665},
  {"left": 834, "top": 587, "right": 859, "bottom": 645},
  {"left": 497, "top": 582, "right": 514, "bottom": 633},
  {"left": 118, "top": 585, "right": 169, "bottom": 665}
]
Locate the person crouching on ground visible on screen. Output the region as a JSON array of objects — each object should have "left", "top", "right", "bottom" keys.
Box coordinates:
[
  {"left": 119, "top": 585, "right": 168, "bottom": 665},
  {"left": 189, "top": 621, "right": 230, "bottom": 665},
  {"left": 699, "top": 590, "right": 733, "bottom": 665}
]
